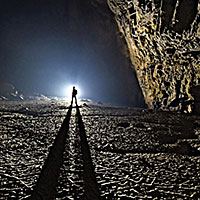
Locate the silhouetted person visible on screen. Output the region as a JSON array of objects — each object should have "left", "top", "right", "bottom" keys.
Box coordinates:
[{"left": 71, "top": 86, "right": 77, "bottom": 105}]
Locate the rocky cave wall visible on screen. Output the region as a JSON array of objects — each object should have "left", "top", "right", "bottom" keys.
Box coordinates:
[{"left": 107, "top": 0, "right": 200, "bottom": 113}]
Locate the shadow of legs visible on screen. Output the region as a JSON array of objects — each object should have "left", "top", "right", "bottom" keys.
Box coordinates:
[
  {"left": 30, "top": 107, "right": 72, "bottom": 200},
  {"left": 75, "top": 104, "right": 101, "bottom": 200}
]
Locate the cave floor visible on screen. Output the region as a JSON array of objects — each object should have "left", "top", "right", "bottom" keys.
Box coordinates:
[{"left": 0, "top": 100, "right": 200, "bottom": 199}]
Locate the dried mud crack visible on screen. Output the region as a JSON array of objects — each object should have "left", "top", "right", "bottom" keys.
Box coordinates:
[{"left": 1, "top": 100, "right": 200, "bottom": 199}]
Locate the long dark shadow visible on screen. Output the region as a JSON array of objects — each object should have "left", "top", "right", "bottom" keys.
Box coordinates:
[
  {"left": 29, "top": 106, "right": 72, "bottom": 200},
  {"left": 75, "top": 103, "right": 101, "bottom": 200}
]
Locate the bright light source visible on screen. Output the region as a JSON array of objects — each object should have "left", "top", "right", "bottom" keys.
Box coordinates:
[{"left": 65, "top": 85, "right": 81, "bottom": 98}]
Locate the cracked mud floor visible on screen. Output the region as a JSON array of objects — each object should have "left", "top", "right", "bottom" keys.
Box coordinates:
[{"left": 0, "top": 100, "right": 200, "bottom": 199}]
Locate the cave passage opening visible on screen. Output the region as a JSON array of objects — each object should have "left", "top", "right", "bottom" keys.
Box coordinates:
[{"left": 0, "top": 0, "right": 145, "bottom": 107}]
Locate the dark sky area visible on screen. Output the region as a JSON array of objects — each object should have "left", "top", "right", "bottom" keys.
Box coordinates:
[{"left": 0, "top": 0, "right": 145, "bottom": 107}]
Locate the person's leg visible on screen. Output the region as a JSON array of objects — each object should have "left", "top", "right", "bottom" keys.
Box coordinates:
[
  {"left": 71, "top": 96, "right": 74, "bottom": 106},
  {"left": 75, "top": 96, "right": 77, "bottom": 105}
]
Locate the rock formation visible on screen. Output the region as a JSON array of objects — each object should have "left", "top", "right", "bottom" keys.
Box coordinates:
[
  {"left": 0, "top": 82, "right": 24, "bottom": 100},
  {"left": 107, "top": 0, "right": 200, "bottom": 112}
]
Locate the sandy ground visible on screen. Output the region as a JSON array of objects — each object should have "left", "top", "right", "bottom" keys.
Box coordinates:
[{"left": 0, "top": 100, "right": 200, "bottom": 199}]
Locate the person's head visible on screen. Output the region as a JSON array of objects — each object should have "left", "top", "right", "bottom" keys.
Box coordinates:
[{"left": 73, "top": 86, "right": 75, "bottom": 89}]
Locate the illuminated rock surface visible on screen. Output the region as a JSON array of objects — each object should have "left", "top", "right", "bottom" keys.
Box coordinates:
[
  {"left": 0, "top": 100, "right": 200, "bottom": 199},
  {"left": 107, "top": 0, "right": 200, "bottom": 113}
]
